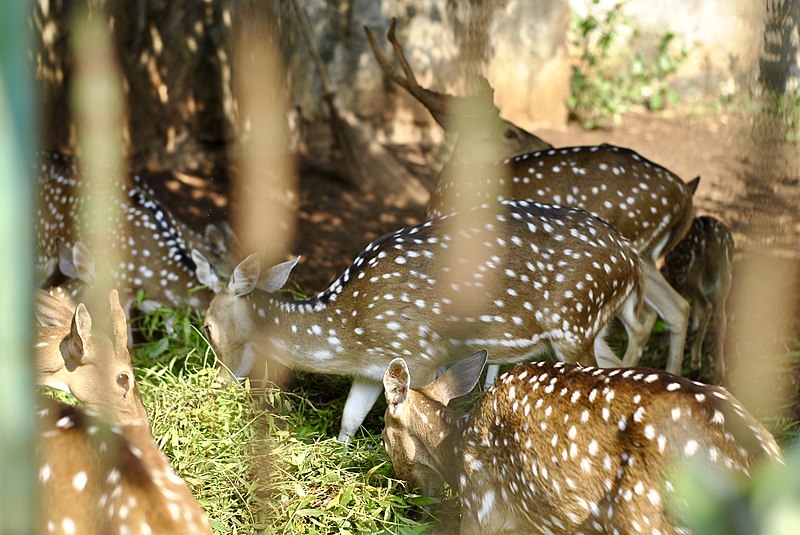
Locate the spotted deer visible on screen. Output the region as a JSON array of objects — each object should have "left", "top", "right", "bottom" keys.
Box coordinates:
[
  {"left": 195, "top": 200, "right": 643, "bottom": 440},
  {"left": 382, "top": 350, "right": 782, "bottom": 534},
  {"left": 662, "top": 216, "right": 734, "bottom": 383},
  {"left": 431, "top": 145, "right": 699, "bottom": 379},
  {"left": 36, "top": 150, "right": 239, "bottom": 310},
  {"left": 33, "top": 289, "right": 212, "bottom": 534},
  {"left": 365, "top": 23, "right": 696, "bottom": 377}
]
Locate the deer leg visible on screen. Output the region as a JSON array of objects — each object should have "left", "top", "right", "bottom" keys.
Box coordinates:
[
  {"left": 593, "top": 327, "right": 624, "bottom": 368},
  {"left": 338, "top": 378, "right": 384, "bottom": 442},
  {"left": 620, "top": 286, "right": 658, "bottom": 367},
  {"left": 713, "top": 306, "right": 728, "bottom": 384},
  {"left": 483, "top": 364, "right": 500, "bottom": 389},
  {"left": 642, "top": 262, "right": 690, "bottom": 376},
  {"left": 689, "top": 292, "right": 713, "bottom": 377}
]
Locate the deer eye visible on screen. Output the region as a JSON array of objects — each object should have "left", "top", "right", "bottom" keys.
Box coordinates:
[{"left": 116, "top": 373, "right": 130, "bottom": 389}]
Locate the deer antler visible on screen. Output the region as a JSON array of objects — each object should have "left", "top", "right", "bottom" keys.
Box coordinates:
[
  {"left": 364, "top": 18, "right": 552, "bottom": 155},
  {"left": 364, "top": 18, "right": 500, "bottom": 130}
]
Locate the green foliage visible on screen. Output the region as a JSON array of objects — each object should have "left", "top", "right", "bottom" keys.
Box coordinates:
[
  {"left": 567, "top": 0, "right": 689, "bottom": 129},
  {"left": 672, "top": 446, "right": 800, "bottom": 534}
]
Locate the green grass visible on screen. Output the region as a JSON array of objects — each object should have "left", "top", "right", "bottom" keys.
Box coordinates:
[{"left": 128, "top": 303, "right": 444, "bottom": 533}]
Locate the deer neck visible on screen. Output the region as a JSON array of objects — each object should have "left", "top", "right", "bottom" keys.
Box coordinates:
[{"left": 242, "top": 286, "right": 372, "bottom": 375}]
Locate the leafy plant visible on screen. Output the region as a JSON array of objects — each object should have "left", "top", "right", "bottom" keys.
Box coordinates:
[{"left": 567, "top": 0, "right": 689, "bottom": 129}]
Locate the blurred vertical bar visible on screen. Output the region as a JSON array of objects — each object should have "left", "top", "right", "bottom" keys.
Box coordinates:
[
  {"left": 70, "top": 6, "right": 125, "bottom": 327},
  {"left": 0, "top": 0, "right": 36, "bottom": 533}
]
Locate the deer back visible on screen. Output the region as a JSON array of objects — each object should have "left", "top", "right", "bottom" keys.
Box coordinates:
[
  {"left": 429, "top": 144, "right": 698, "bottom": 262},
  {"left": 36, "top": 397, "right": 211, "bottom": 534}
]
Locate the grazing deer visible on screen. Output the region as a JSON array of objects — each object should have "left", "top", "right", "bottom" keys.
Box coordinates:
[
  {"left": 365, "top": 21, "right": 696, "bottom": 377},
  {"left": 35, "top": 150, "right": 239, "bottom": 310},
  {"left": 382, "top": 350, "right": 782, "bottom": 534},
  {"left": 195, "top": 200, "right": 643, "bottom": 440},
  {"left": 33, "top": 289, "right": 212, "bottom": 534},
  {"left": 662, "top": 216, "right": 734, "bottom": 383}
]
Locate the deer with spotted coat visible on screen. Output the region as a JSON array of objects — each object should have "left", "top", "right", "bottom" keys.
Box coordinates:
[
  {"left": 36, "top": 150, "right": 240, "bottom": 312},
  {"left": 33, "top": 289, "right": 212, "bottom": 534},
  {"left": 382, "top": 350, "right": 782, "bottom": 534},
  {"left": 428, "top": 145, "right": 699, "bottom": 379},
  {"left": 366, "top": 21, "right": 697, "bottom": 379},
  {"left": 194, "top": 200, "right": 644, "bottom": 440},
  {"left": 661, "top": 216, "right": 734, "bottom": 382}
]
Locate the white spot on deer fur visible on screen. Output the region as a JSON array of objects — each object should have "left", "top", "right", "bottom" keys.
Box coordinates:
[
  {"left": 72, "top": 471, "right": 88, "bottom": 491},
  {"left": 62, "top": 518, "right": 76, "bottom": 534},
  {"left": 107, "top": 469, "right": 121, "bottom": 485},
  {"left": 56, "top": 416, "right": 73, "bottom": 428},
  {"left": 478, "top": 490, "right": 495, "bottom": 522},
  {"left": 684, "top": 440, "right": 699, "bottom": 456},
  {"left": 666, "top": 383, "right": 681, "bottom": 391},
  {"left": 644, "top": 374, "right": 658, "bottom": 383},
  {"left": 40, "top": 464, "right": 51, "bottom": 482}
]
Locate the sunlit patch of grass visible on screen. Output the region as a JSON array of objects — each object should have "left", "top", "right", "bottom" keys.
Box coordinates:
[{"left": 129, "top": 303, "right": 447, "bottom": 533}]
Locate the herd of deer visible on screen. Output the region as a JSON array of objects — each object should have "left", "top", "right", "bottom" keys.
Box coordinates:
[{"left": 31, "top": 21, "right": 780, "bottom": 535}]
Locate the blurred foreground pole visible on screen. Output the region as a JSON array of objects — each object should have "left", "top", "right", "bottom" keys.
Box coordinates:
[
  {"left": 0, "top": 0, "right": 37, "bottom": 533},
  {"left": 70, "top": 6, "right": 126, "bottom": 321}
]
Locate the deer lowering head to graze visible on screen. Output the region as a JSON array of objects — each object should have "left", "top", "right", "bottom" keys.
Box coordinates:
[
  {"left": 662, "top": 216, "right": 734, "bottom": 383},
  {"left": 35, "top": 150, "right": 239, "bottom": 311},
  {"left": 382, "top": 350, "right": 782, "bottom": 534},
  {"left": 33, "top": 289, "right": 211, "bottom": 534},
  {"left": 429, "top": 144, "right": 699, "bottom": 376},
  {"left": 195, "top": 200, "right": 643, "bottom": 440},
  {"left": 364, "top": 18, "right": 552, "bottom": 164}
]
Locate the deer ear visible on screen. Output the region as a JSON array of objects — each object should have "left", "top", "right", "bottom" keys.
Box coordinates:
[
  {"left": 204, "top": 224, "right": 226, "bottom": 256},
  {"left": 34, "top": 289, "right": 71, "bottom": 328},
  {"left": 257, "top": 257, "right": 300, "bottom": 293},
  {"left": 383, "top": 358, "right": 410, "bottom": 415},
  {"left": 70, "top": 241, "right": 96, "bottom": 286},
  {"left": 108, "top": 289, "right": 129, "bottom": 349},
  {"left": 192, "top": 249, "right": 224, "bottom": 293},
  {"left": 228, "top": 254, "right": 261, "bottom": 297},
  {"left": 205, "top": 222, "right": 241, "bottom": 258},
  {"left": 422, "top": 350, "right": 487, "bottom": 405},
  {"left": 56, "top": 238, "right": 77, "bottom": 278},
  {"left": 688, "top": 176, "right": 700, "bottom": 195},
  {"left": 67, "top": 303, "right": 92, "bottom": 360}
]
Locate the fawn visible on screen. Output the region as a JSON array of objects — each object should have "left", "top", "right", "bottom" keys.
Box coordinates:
[
  {"left": 662, "top": 216, "right": 734, "bottom": 382},
  {"left": 382, "top": 350, "right": 782, "bottom": 534},
  {"left": 195, "top": 200, "right": 644, "bottom": 440},
  {"left": 33, "top": 289, "right": 211, "bottom": 534}
]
